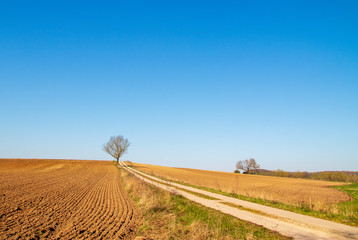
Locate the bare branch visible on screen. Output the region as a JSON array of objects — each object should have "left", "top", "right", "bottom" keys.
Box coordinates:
[
  {"left": 236, "top": 158, "right": 260, "bottom": 174},
  {"left": 103, "top": 135, "right": 130, "bottom": 163}
]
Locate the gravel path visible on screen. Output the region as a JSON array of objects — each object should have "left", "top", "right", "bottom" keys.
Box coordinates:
[{"left": 120, "top": 161, "right": 358, "bottom": 240}]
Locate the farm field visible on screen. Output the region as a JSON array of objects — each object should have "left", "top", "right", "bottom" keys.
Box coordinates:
[
  {"left": 0, "top": 159, "right": 141, "bottom": 239},
  {"left": 131, "top": 162, "right": 350, "bottom": 206},
  {"left": 122, "top": 162, "right": 358, "bottom": 239},
  {"left": 119, "top": 165, "right": 291, "bottom": 240}
]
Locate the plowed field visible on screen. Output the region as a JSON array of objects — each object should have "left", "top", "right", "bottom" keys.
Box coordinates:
[
  {"left": 0, "top": 159, "right": 141, "bottom": 239},
  {"left": 131, "top": 162, "right": 350, "bottom": 205}
]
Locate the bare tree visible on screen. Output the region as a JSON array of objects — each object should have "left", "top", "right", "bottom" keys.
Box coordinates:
[
  {"left": 236, "top": 158, "right": 260, "bottom": 174},
  {"left": 236, "top": 160, "right": 245, "bottom": 172},
  {"left": 103, "top": 135, "right": 130, "bottom": 163},
  {"left": 248, "top": 158, "right": 260, "bottom": 174}
]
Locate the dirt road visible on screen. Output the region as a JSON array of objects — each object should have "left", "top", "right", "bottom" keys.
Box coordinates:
[{"left": 120, "top": 161, "right": 358, "bottom": 240}]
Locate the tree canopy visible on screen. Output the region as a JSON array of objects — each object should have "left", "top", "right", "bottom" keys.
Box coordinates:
[
  {"left": 103, "top": 135, "right": 130, "bottom": 163},
  {"left": 236, "top": 158, "right": 260, "bottom": 174}
]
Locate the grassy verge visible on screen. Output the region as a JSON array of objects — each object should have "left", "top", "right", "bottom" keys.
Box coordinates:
[
  {"left": 130, "top": 165, "right": 358, "bottom": 227},
  {"left": 331, "top": 183, "right": 358, "bottom": 225},
  {"left": 118, "top": 165, "right": 291, "bottom": 240}
]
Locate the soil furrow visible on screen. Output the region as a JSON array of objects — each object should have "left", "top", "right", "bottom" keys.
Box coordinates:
[{"left": 0, "top": 159, "right": 141, "bottom": 239}]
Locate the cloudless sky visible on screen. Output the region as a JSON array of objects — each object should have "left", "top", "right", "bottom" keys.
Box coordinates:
[{"left": 1, "top": 1, "right": 357, "bottom": 172}]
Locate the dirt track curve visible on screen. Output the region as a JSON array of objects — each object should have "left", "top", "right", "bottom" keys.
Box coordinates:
[
  {"left": 0, "top": 159, "right": 141, "bottom": 239},
  {"left": 120, "top": 161, "right": 358, "bottom": 240}
]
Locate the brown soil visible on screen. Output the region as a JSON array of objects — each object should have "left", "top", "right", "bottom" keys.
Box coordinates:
[{"left": 0, "top": 159, "right": 141, "bottom": 239}]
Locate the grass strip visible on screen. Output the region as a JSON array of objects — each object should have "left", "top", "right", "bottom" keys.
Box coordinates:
[
  {"left": 331, "top": 183, "right": 358, "bottom": 225},
  {"left": 175, "top": 186, "right": 219, "bottom": 200},
  {"left": 221, "top": 202, "right": 268, "bottom": 216},
  {"left": 220, "top": 202, "right": 303, "bottom": 225}
]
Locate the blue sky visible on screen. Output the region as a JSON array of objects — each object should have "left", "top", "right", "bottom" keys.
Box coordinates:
[{"left": 1, "top": 1, "right": 357, "bottom": 172}]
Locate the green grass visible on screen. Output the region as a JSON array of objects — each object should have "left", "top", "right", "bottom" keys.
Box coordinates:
[
  {"left": 331, "top": 182, "right": 358, "bottom": 225},
  {"left": 220, "top": 202, "right": 270, "bottom": 216},
  {"left": 171, "top": 194, "right": 290, "bottom": 240},
  {"left": 117, "top": 164, "right": 291, "bottom": 239},
  {"left": 131, "top": 166, "right": 358, "bottom": 226},
  {"left": 334, "top": 182, "right": 358, "bottom": 201},
  {"left": 174, "top": 186, "right": 219, "bottom": 200}
]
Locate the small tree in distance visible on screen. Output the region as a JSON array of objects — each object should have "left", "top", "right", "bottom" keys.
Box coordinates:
[
  {"left": 236, "top": 158, "right": 260, "bottom": 174},
  {"left": 103, "top": 135, "right": 130, "bottom": 164}
]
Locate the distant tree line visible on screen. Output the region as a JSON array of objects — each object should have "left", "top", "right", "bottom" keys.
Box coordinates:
[
  {"left": 234, "top": 159, "right": 357, "bottom": 182},
  {"left": 255, "top": 169, "right": 358, "bottom": 182}
]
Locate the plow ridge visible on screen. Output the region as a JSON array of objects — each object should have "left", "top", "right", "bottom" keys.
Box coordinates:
[{"left": 0, "top": 159, "right": 141, "bottom": 239}]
